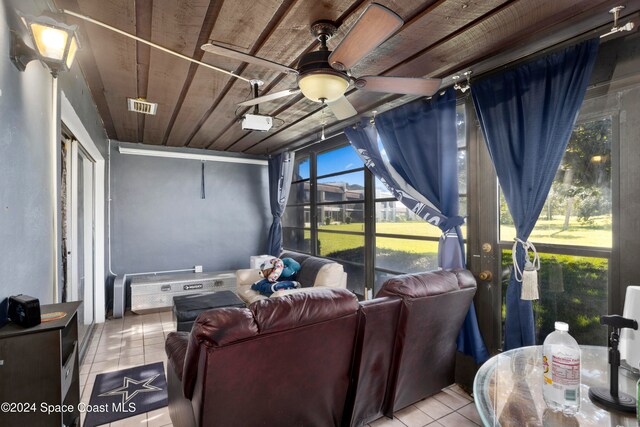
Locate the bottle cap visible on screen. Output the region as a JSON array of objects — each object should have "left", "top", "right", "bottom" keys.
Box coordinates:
[{"left": 555, "top": 321, "right": 569, "bottom": 332}]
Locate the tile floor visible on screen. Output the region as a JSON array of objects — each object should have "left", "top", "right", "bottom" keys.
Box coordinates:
[
  {"left": 80, "top": 311, "right": 482, "bottom": 427},
  {"left": 79, "top": 310, "right": 175, "bottom": 427}
]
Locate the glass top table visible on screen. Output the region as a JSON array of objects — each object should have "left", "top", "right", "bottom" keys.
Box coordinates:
[{"left": 473, "top": 345, "right": 638, "bottom": 426}]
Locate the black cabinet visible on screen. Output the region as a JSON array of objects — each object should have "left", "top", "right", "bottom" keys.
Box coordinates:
[{"left": 0, "top": 301, "right": 81, "bottom": 427}]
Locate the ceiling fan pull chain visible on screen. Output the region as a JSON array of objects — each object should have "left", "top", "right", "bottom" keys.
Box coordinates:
[{"left": 320, "top": 102, "right": 327, "bottom": 140}]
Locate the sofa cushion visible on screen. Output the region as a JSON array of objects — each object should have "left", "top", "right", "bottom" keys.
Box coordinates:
[
  {"left": 314, "top": 262, "right": 345, "bottom": 288},
  {"left": 250, "top": 288, "right": 359, "bottom": 334},
  {"left": 280, "top": 251, "right": 312, "bottom": 267},
  {"left": 377, "top": 270, "right": 461, "bottom": 298},
  {"left": 297, "top": 256, "right": 343, "bottom": 288}
]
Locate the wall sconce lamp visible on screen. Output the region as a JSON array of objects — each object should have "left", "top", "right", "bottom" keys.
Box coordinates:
[{"left": 10, "top": 12, "right": 80, "bottom": 77}]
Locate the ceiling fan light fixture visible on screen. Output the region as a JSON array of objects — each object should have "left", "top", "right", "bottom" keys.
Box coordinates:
[{"left": 298, "top": 72, "right": 349, "bottom": 103}]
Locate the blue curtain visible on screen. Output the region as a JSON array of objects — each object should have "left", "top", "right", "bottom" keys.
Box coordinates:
[
  {"left": 266, "top": 152, "right": 295, "bottom": 256},
  {"left": 471, "top": 38, "right": 599, "bottom": 350},
  {"left": 346, "top": 88, "right": 489, "bottom": 364}
]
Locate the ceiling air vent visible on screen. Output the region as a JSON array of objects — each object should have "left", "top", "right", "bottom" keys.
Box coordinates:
[{"left": 127, "top": 98, "right": 158, "bottom": 115}]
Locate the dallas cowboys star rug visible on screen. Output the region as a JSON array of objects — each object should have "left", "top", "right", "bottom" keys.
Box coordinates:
[{"left": 83, "top": 362, "right": 168, "bottom": 427}]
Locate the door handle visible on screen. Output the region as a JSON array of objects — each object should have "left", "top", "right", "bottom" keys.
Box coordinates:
[{"left": 478, "top": 271, "right": 493, "bottom": 281}]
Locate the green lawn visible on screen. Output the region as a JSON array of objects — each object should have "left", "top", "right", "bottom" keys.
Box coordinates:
[
  {"left": 317, "top": 223, "right": 440, "bottom": 256},
  {"left": 500, "top": 215, "right": 611, "bottom": 248},
  {"left": 316, "top": 214, "right": 612, "bottom": 254}
]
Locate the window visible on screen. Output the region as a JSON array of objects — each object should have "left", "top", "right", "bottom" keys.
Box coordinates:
[
  {"left": 316, "top": 143, "right": 366, "bottom": 294},
  {"left": 493, "top": 34, "right": 639, "bottom": 346},
  {"left": 498, "top": 115, "right": 614, "bottom": 346},
  {"left": 500, "top": 117, "right": 612, "bottom": 248},
  {"left": 283, "top": 155, "right": 312, "bottom": 253},
  {"left": 373, "top": 104, "right": 468, "bottom": 294},
  {"left": 285, "top": 106, "right": 468, "bottom": 298},
  {"left": 284, "top": 136, "right": 367, "bottom": 296},
  {"left": 498, "top": 114, "right": 614, "bottom": 346}
]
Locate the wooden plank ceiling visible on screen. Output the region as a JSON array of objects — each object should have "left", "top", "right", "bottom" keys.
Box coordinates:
[{"left": 55, "top": 0, "right": 640, "bottom": 155}]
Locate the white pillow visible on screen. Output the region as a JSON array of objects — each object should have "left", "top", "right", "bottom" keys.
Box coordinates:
[{"left": 313, "top": 263, "right": 344, "bottom": 288}]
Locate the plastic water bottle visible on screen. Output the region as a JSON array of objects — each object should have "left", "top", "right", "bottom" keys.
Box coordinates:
[{"left": 542, "top": 321, "right": 581, "bottom": 414}]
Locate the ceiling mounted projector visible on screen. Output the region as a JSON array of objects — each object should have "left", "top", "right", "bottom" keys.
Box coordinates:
[{"left": 241, "top": 114, "right": 273, "bottom": 132}]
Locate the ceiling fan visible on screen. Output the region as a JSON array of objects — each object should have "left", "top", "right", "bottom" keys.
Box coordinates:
[{"left": 201, "top": 3, "right": 442, "bottom": 120}]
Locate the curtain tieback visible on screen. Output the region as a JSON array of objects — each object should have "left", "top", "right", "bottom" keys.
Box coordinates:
[
  {"left": 438, "top": 215, "right": 465, "bottom": 233},
  {"left": 512, "top": 238, "right": 540, "bottom": 300}
]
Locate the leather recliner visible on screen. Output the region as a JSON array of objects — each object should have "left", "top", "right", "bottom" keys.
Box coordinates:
[
  {"left": 165, "top": 288, "right": 359, "bottom": 427},
  {"left": 166, "top": 269, "right": 477, "bottom": 427},
  {"left": 377, "top": 269, "right": 477, "bottom": 416}
]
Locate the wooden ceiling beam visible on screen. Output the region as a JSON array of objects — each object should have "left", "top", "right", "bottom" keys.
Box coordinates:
[
  {"left": 171, "top": 0, "right": 301, "bottom": 148},
  {"left": 184, "top": 0, "right": 364, "bottom": 150},
  {"left": 383, "top": 0, "right": 612, "bottom": 80},
  {"left": 261, "top": 1, "right": 640, "bottom": 155},
  {"left": 54, "top": 0, "right": 116, "bottom": 138},
  {"left": 204, "top": 0, "right": 374, "bottom": 151},
  {"left": 135, "top": 0, "right": 152, "bottom": 143},
  {"left": 69, "top": 0, "right": 139, "bottom": 142},
  {"left": 241, "top": 0, "right": 620, "bottom": 154},
  {"left": 143, "top": 1, "right": 212, "bottom": 145},
  {"left": 215, "top": 0, "right": 437, "bottom": 153},
  {"left": 157, "top": 0, "right": 223, "bottom": 146},
  {"left": 163, "top": 0, "right": 290, "bottom": 147},
  {"left": 228, "top": 0, "right": 504, "bottom": 153}
]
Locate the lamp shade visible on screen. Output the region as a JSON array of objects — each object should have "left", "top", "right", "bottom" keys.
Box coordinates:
[
  {"left": 298, "top": 72, "right": 349, "bottom": 103},
  {"left": 31, "top": 22, "right": 70, "bottom": 61},
  {"left": 14, "top": 13, "right": 80, "bottom": 76}
]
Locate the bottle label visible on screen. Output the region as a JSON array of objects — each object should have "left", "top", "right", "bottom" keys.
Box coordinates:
[{"left": 543, "top": 346, "right": 580, "bottom": 405}]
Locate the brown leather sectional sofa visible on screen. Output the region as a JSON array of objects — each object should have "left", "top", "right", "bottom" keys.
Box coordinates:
[{"left": 165, "top": 268, "right": 477, "bottom": 427}]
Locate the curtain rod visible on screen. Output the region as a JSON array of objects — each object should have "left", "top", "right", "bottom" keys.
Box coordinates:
[
  {"left": 62, "top": 9, "right": 251, "bottom": 83},
  {"left": 444, "top": 10, "right": 638, "bottom": 92}
]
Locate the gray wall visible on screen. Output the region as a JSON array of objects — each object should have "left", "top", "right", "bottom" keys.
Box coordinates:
[
  {"left": 110, "top": 143, "right": 271, "bottom": 275},
  {"left": 1, "top": 0, "right": 57, "bottom": 303},
  {"left": 0, "top": 0, "right": 109, "bottom": 304}
]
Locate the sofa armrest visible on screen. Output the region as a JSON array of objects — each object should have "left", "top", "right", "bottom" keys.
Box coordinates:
[
  {"left": 236, "top": 269, "right": 268, "bottom": 305},
  {"left": 165, "top": 331, "right": 189, "bottom": 381}
]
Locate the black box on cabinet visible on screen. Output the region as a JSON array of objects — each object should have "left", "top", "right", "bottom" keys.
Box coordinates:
[{"left": 8, "top": 294, "right": 41, "bottom": 327}]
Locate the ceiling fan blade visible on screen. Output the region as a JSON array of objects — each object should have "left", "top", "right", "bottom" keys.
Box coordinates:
[
  {"left": 237, "top": 88, "right": 301, "bottom": 107},
  {"left": 327, "top": 96, "right": 358, "bottom": 120},
  {"left": 329, "top": 4, "right": 403, "bottom": 71},
  {"left": 201, "top": 43, "right": 298, "bottom": 75},
  {"left": 356, "top": 76, "right": 442, "bottom": 97}
]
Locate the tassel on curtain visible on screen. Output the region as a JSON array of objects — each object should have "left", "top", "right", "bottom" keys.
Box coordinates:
[{"left": 512, "top": 238, "right": 540, "bottom": 300}]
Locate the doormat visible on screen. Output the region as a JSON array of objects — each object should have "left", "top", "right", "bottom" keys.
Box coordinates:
[{"left": 83, "top": 361, "right": 168, "bottom": 427}]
